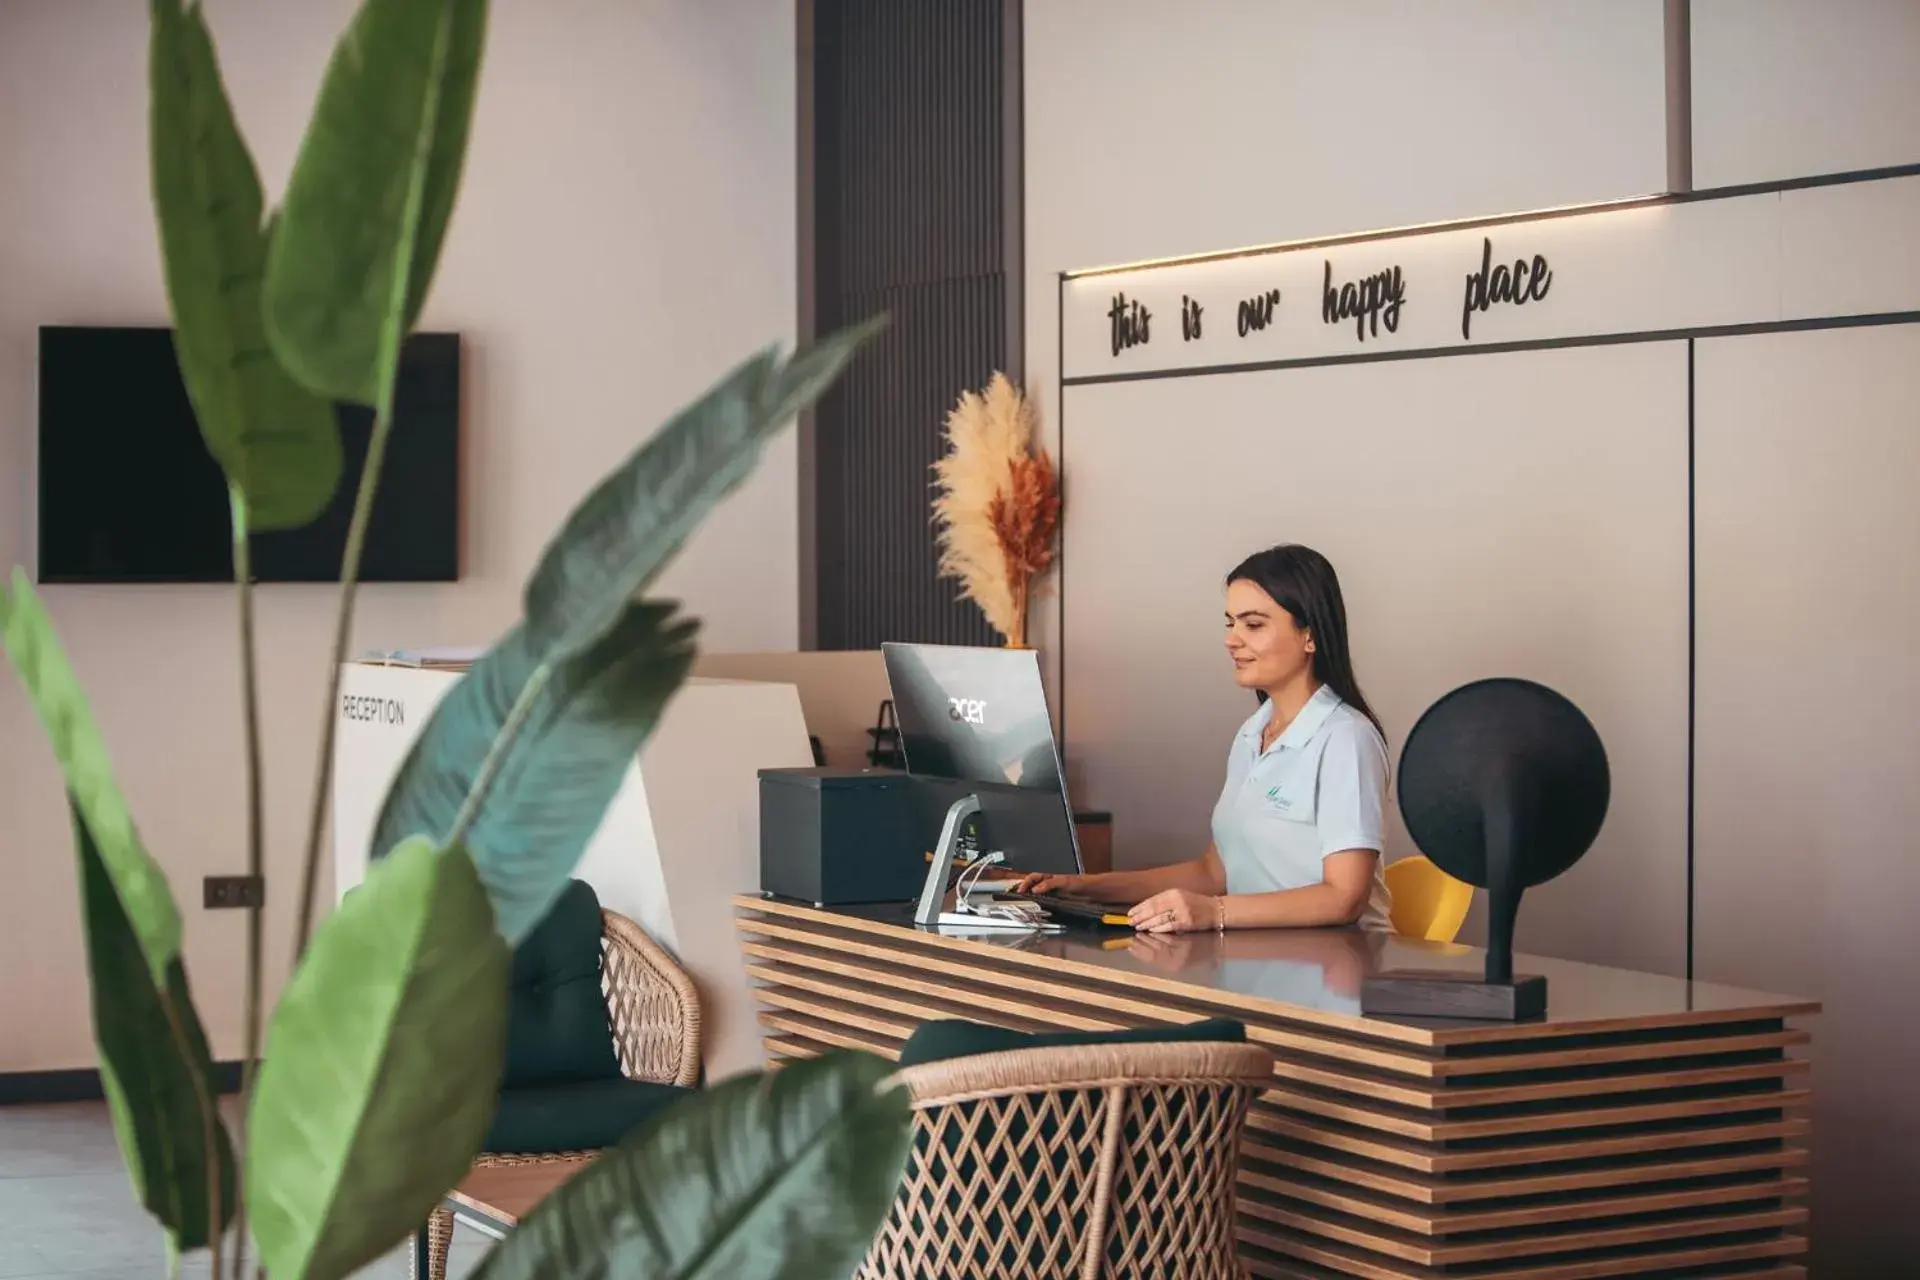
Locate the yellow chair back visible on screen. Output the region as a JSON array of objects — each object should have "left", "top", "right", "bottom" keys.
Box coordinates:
[{"left": 1385, "top": 855, "right": 1474, "bottom": 943}]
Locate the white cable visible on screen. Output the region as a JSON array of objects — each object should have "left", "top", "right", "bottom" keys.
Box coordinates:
[
  {"left": 953, "top": 850, "right": 1006, "bottom": 905},
  {"left": 950, "top": 851, "right": 1050, "bottom": 927}
]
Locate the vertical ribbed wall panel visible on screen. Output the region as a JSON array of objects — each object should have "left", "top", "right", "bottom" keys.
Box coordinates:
[{"left": 813, "top": 0, "right": 1010, "bottom": 650}]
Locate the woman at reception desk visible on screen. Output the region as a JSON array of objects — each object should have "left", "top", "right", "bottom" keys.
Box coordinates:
[
  {"left": 1020, "top": 544, "right": 1395, "bottom": 934},
  {"left": 737, "top": 546, "right": 1817, "bottom": 1274}
]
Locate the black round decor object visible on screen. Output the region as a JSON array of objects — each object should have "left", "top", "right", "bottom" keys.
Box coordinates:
[{"left": 1397, "top": 677, "right": 1609, "bottom": 983}]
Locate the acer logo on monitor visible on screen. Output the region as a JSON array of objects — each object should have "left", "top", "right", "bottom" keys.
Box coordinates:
[{"left": 947, "top": 697, "right": 986, "bottom": 726}]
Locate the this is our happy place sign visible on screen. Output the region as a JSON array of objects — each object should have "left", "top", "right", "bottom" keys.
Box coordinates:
[{"left": 1060, "top": 171, "right": 1920, "bottom": 382}]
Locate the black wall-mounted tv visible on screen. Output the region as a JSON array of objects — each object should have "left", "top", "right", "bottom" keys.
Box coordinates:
[{"left": 37, "top": 325, "right": 461, "bottom": 584}]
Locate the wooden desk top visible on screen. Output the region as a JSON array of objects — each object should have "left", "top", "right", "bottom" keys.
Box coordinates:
[
  {"left": 735, "top": 895, "right": 1818, "bottom": 1048},
  {"left": 447, "top": 1155, "right": 595, "bottom": 1229}
]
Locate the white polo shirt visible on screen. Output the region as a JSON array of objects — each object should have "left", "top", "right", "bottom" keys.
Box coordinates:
[{"left": 1211, "top": 685, "right": 1393, "bottom": 932}]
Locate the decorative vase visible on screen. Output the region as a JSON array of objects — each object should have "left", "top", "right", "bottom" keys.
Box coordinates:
[{"left": 1005, "top": 585, "right": 1029, "bottom": 650}]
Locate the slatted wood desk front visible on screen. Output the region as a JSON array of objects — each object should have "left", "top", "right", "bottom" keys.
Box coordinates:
[{"left": 735, "top": 896, "right": 1817, "bottom": 1280}]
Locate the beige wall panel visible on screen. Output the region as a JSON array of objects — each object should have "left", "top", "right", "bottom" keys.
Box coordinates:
[
  {"left": 1695, "top": 324, "right": 1920, "bottom": 1275},
  {"left": 692, "top": 650, "right": 889, "bottom": 771},
  {"left": 1692, "top": 0, "right": 1920, "bottom": 189},
  {"left": 1060, "top": 342, "right": 1689, "bottom": 974}
]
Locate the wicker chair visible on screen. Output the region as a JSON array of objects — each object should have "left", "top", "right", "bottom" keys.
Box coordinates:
[
  {"left": 417, "top": 909, "right": 701, "bottom": 1280},
  {"left": 858, "top": 1040, "right": 1274, "bottom": 1280}
]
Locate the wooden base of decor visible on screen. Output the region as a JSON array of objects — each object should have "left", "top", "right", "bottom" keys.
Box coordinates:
[
  {"left": 1072, "top": 812, "right": 1112, "bottom": 875},
  {"left": 1361, "top": 970, "right": 1548, "bottom": 1020}
]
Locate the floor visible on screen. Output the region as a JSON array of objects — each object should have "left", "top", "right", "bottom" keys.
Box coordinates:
[{"left": 1, "top": 1103, "right": 488, "bottom": 1279}]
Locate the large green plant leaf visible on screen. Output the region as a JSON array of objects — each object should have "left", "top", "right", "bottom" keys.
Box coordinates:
[
  {"left": 149, "top": 0, "right": 341, "bottom": 531},
  {"left": 523, "top": 318, "right": 885, "bottom": 664},
  {"left": 470, "top": 1052, "right": 910, "bottom": 1280},
  {"left": 0, "top": 574, "right": 234, "bottom": 1250},
  {"left": 1, "top": 571, "right": 179, "bottom": 981},
  {"left": 247, "top": 837, "right": 509, "bottom": 1280},
  {"left": 368, "top": 324, "right": 876, "bottom": 941},
  {"left": 74, "top": 811, "right": 237, "bottom": 1253},
  {"left": 263, "top": 0, "right": 489, "bottom": 403},
  {"left": 371, "top": 603, "right": 697, "bottom": 943}
]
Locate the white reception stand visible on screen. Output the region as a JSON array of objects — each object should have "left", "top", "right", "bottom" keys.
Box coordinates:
[{"left": 331, "top": 660, "right": 813, "bottom": 1080}]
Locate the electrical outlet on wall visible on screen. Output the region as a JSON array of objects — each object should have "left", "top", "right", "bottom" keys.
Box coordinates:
[{"left": 203, "top": 875, "right": 263, "bottom": 910}]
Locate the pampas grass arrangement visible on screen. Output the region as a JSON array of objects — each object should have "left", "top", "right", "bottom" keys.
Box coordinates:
[{"left": 933, "top": 373, "right": 1062, "bottom": 648}]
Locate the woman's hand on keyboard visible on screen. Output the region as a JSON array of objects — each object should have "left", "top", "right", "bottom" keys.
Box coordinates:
[{"left": 1012, "top": 872, "right": 1084, "bottom": 896}]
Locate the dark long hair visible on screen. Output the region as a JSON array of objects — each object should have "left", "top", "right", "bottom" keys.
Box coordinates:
[{"left": 1227, "top": 544, "right": 1382, "bottom": 738}]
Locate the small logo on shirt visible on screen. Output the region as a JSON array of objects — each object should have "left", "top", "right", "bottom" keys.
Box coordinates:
[{"left": 1264, "top": 786, "right": 1293, "bottom": 812}]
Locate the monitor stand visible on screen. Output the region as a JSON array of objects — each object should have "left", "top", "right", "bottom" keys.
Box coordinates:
[{"left": 914, "top": 792, "right": 982, "bottom": 925}]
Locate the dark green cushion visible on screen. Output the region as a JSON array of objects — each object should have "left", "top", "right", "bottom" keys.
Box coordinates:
[
  {"left": 483, "top": 1077, "right": 692, "bottom": 1155},
  {"left": 897, "top": 1017, "right": 1247, "bottom": 1068},
  {"left": 502, "top": 880, "right": 621, "bottom": 1088}
]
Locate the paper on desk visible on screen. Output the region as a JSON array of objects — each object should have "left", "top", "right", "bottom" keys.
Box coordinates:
[{"left": 361, "top": 645, "right": 486, "bottom": 669}]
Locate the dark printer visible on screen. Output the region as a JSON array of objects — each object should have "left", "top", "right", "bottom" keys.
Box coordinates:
[{"left": 757, "top": 766, "right": 933, "bottom": 907}]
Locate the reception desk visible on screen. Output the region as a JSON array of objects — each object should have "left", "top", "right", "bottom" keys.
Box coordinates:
[{"left": 734, "top": 897, "right": 1817, "bottom": 1279}]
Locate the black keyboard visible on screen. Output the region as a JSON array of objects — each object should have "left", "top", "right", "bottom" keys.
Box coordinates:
[{"left": 1011, "top": 892, "right": 1135, "bottom": 928}]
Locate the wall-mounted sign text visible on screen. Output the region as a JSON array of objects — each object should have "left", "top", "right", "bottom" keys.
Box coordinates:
[
  {"left": 1322, "top": 261, "right": 1407, "bottom": 342},
  {"left": 1460, "top": 237, "right": 1552, "bottom": 339},
  {"left": 1108, "top": 292, "right": 1152, "bottom": 355},
  {"left": 1238, "top": 288, "right": 1282, "bottom": 336},
  {"left": 1096, "top": 242, "right": 1562, "bottom": 360},
  {"left": 342, "top": 694, "right": 405, "bottom": 726},
  {"left": 1062, "top": 173, "right": 1920, "bottom": 380}
]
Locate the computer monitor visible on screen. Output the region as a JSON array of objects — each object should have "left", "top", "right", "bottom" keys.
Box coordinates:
[{"left": 881, "top": 642, "right": 1082, "bottom": 877}]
